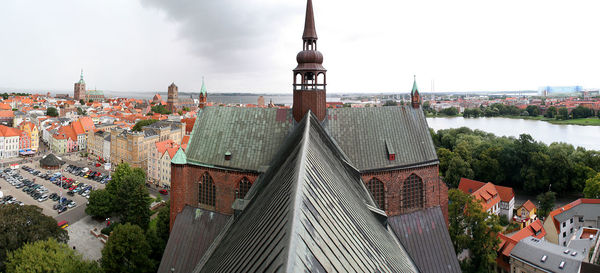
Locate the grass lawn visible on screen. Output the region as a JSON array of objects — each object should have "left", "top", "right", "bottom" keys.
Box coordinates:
[{"left": 549, "top": 118, "right": 600, "bottom": 126}]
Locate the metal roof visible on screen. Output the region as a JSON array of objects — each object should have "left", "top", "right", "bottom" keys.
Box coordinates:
[
  {"left": 185, "top": 107, "right": 295, "bottom": 172},
  {"left": 324, "top": 106, "right": 438, "bottom": 171},
  {"left": 510, "top": 237, "right": 583, "bottom": 273},
  {"left": 388, "top": 206, "right": 461, "bottom": 273},
  {"left": 193, "top": 112, "right": 418, "bottom": 273},
  {"left": 554, "top": 203, "right": 600, "bottom": 224},
  {"left": 184, "top": 106, "right": 437, "bottom": 173},
  {"left": 158, "top": 206, "right": 231, "bottom": 273}
]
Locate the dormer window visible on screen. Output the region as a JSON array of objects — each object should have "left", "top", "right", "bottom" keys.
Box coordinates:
[{"left": 385, "top": 140, "right": 395, "bottom": 161}]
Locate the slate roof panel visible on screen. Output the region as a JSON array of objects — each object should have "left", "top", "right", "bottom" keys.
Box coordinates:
[
  {"left": 157, "top": 206, "right": 230, "bottom": 273},
  {"left": 511, "top": 237, "right": 583, "bottom": 273},
  {"left": 324, "top": 106, "right": 438, "bottom": 171},
  {"left": 185, "top": 107, "right": 294, "bottom": 172},
  {"left": 389, "top": 206, "right": 461, "bottom": 273},
  {"left": 195, "top": 113, "right": 418, "bottom": 273}
]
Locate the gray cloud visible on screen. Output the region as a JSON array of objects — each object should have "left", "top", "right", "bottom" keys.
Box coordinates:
[{"left": 141, "top": 0, "right": 302, "bottom": 73}]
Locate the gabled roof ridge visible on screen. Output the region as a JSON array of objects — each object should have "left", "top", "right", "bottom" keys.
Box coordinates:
[{"left": 284, "top": 111, "right": 312, "bottom": 272}]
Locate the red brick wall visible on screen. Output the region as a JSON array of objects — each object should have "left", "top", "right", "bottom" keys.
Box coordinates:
[
  {"left": 170, "top": 163, "right": 258, "bottom": 230},
  {"left": 293, "top": 89, "right": 326, "bottom": 122},
  {"left": 361, "top": 164, "right": 448, "bottom": 224}
]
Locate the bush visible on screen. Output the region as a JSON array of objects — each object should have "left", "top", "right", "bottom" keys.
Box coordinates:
[
  {"left": 499, "top": 215, "right": 509, "bottom": 226},
  {"left": 101, "top": 223, "right": 120, "bottom": 236}
]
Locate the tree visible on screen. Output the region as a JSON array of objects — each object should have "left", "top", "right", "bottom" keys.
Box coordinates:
[
  {"left": 182, "top": 106, "right": 190, "bottom": 111},
  {"left": 557, "top": 108, "right": 569, "bottom": 120},
  {"left": 105, "top": 163, "right": 152, "bottom": 229},
  {"left": 0, "top": 205, "right": 68, "bottom": 271},
  {"left": 544, "top": 106, "right": 557, "bottom": 118},
  {"left": 537, "top": 191, "right": 556, "bottom": 219},
  {"left": 46, "top": 107, "right": 58, "bottom": 117},
  {"left": 440, "top": 107, "right": 459, "bottom": 116},
  {"left": 85, "top": 189, "right": 113, "bottom": 218},
  {"left": 155, "top": 201, "right": 171, "bottom": 244},
  {"left": 571, "top": 105, "right": 594, "bottom": 119},
  {"left": 383, "top": 100, "right": 397, "bottom": 106},
  {"left": 101, "top": 223, "right": 154, "bottom": 273},
  {"left": 584, "top": 173, "right": 600, "bottom": 199},
  {"left": 151, "top": 105, "right": 171, "bottom": 115},
  {"left": 448, "top": 189, "right": 501, "bottom": 273},
  {"left": 76, "top": 107, "right": 87, "bottom": 116},
  {"left": 5, "top": 238, "right": 101, "bottom": 273},
  {"left": 444, "top": 153, "right": 474, "bottom": 188},
  {"left": 79, "top": 99, "right": 85, "bottom": 105},
  {"left": 525, "top": 105, "right": 541, "bottom": 116},
  {"left": 132, "top": 119, "right": 158, "bottom": 132}
]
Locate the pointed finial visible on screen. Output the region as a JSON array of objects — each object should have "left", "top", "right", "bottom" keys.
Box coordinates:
[{"left": 302, "top": 0, "right": 318, "bottom": 40}]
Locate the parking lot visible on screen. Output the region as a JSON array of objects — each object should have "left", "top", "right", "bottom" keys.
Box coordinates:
[{"left": 0, "top": 160, "right": 109, "bottom": 218}]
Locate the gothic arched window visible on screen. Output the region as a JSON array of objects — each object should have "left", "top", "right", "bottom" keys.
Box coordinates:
[
  {"left": 402, "top": 174, "right": 424, "bottom": 210},
  {"left": 199, "top": 172, "right": 215, "bottom": 207},
  {"left": 367, "top": 178, "right": 385, "bottom": 210},
  {"left": 236, "top": 177, "right": 252, "bottom": 199}
]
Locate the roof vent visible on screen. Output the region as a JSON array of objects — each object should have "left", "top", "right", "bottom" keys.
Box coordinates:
[
  {"left": 571, "top": 251, "right": 577, "bottom": 256},
  {"left": 541, "top": 255, "right": 547, "bottom": 262},
  {"left": 563, "top": 249, "right": 570, "bottom": 254},
  {"left": 559, "top": 261, "right": 565, "bottom": 269},
  {"left": 224, "top": 151, "right": 232, "bottom": 161},
  {"left": 385, "top": 140, "right": 395, "bottom": 161}
]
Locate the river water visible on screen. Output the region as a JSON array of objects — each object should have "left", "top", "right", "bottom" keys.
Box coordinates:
[{"left": 426, "top": 117, "right": 600, "bottom": 151}]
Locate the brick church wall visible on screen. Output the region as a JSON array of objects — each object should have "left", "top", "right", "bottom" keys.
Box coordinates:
[
  {"left": 170, "top": 163, "right": 259, "bottom": 230},
  {"left": 361, "top": 164, "right": 448, "bottom": 224}
]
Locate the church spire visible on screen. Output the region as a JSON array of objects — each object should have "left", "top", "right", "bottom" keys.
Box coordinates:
[
  {"left": 302, "top": 0, "right": 318, "bottom": 40},
  {"left": 411, "top": 75, "right": 421, "bottom": 109},
  {"left": 293, "top": 0, "right": 327, "bottom": 122},
  {"left": 198, "top": 77, "right": 207, "bottom": 109},
  {"left": 78, "top": 69, "right": 85, "bottom": 84}
]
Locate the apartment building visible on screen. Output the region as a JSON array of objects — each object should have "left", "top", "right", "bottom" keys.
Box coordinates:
[{"left": 110, "top": 120, "right": 184, "bottom": 170}]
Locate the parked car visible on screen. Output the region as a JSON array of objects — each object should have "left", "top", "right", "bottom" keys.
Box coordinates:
[{"left": 159, "top": 189, "right": 169, "bottom": 195}]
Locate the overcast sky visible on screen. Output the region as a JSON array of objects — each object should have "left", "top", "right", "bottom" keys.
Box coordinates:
[{"left": 1, "top": 0, "right": 599, "bottom": 94}]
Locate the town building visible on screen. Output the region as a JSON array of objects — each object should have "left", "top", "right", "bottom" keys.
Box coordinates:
[
  {"left": 18, "top": 122, "right": 39, "bottom": 152},
  {"left": 110, "top": 120, "right": 184, "bottom": 170},
  {"left": 0, "top": 125, "right": 21, "bottom": 159},
  {"left": 0, "top": 110, "right": 15, "bottom": 126},
  {"left": 147, "top": 139, "right": 183, "bottom": 188},
  {"left": 543, "top": 198, "right": 600, "bottom": 247},
  {"left": 515, "top": 200, "right": 538, "bottom": 229},
  {"left": 87, "top": 130, "right": 111, "bottom": 162},
  {"left": 86, "top": 89, "right": 105, "bottom": 102},
  {"left": 496, "top": 219, "right": 546, "bottom": 272},
  {"left": 511, "top": 237, "right": 584, "bottom": 273},
  {"left": 458, "top": 178, "right": 515, "bottom": 219},
  {"left": 162, "top": 1, "right": 453, "bottom": 272}
]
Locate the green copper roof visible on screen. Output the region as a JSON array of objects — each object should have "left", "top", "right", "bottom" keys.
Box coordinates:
[
  {"left": 200, "top": 77, "right": 207, "bottom": 96},
  {"left": 411, "top": 75, "right": 418, "bottom": 96},
  {"left": 171, "top": 148, "right": 187, "bottom": 165},
  {"left": 78, "top": 69, "right": 85, "bottom": 85}
]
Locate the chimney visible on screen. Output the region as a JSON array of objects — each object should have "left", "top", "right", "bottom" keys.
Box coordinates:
[{"left": 224, "top": 151, "right": 232, "bottom": 161}]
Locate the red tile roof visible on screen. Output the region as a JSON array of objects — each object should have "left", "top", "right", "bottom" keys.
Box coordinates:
[
  {"left": 0, "top": 111, "right": 14, "bottom": 118},
  {"left": 472, "top": 182, "right": 500, "bottom": 212},
  {"left": 521, "top": 200, "right": 536, "bottom": 212},
  {"left": 0, "top": 125, "right": 21, "bottom": 137},
  {"left": 458, "top": 178, "right": 485, "bottom": 194},
  {"left": 495, "top": 185, "right": 515, "bottom": 202}
]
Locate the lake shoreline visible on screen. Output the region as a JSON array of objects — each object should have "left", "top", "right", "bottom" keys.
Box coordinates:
[
  {"left": 426, "top": 116, "right": 600, "bottom": 151},
  {"left": 426, "top": 114, "right": 600, "bottom": 126}
]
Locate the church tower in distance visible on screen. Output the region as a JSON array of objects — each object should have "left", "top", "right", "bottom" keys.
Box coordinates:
[
  {"left": 74, "top": 69, "right": 86, "bottom": 101},
  {"left": 198, "top": 77, "right": 207, "bottom": 109},
  {"left": 411, "top": 75, "right": 421, "bottom": 109},
  {"left": 293, "top": 0, "right": 327, "bottom": 122},
  {"left": 167, "top": 83, "right": 178, "bottom": 113}
]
